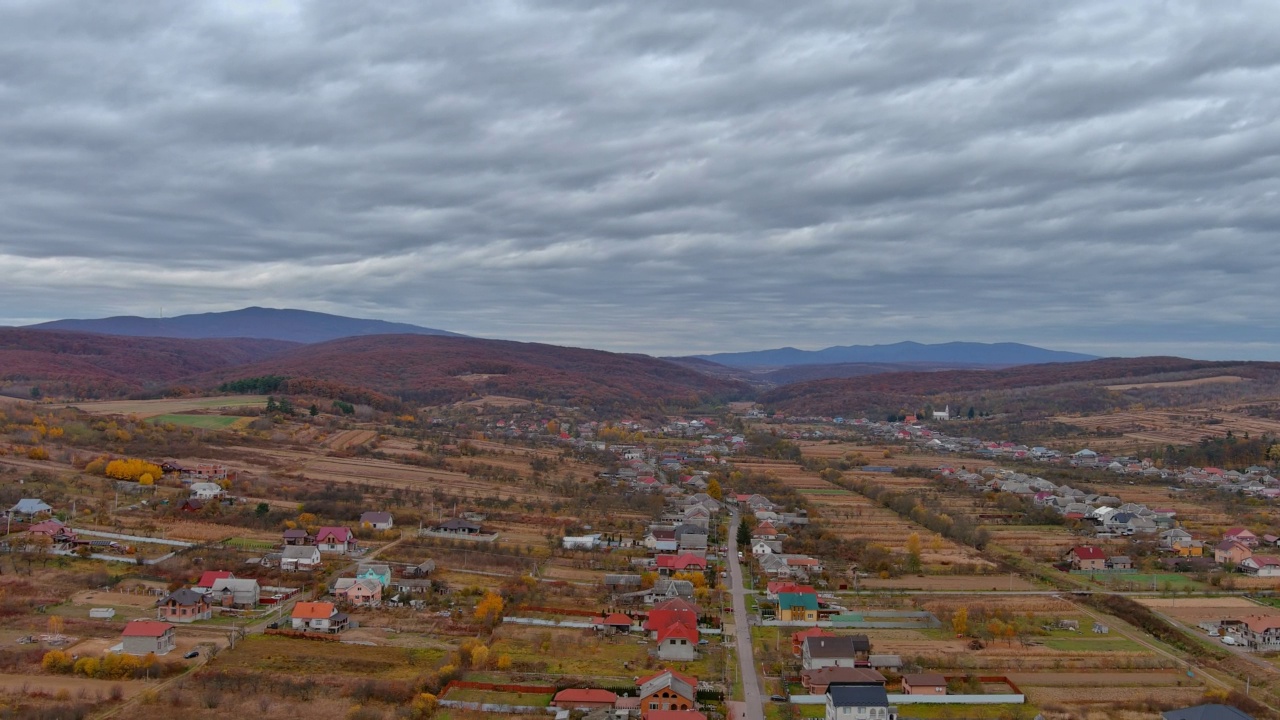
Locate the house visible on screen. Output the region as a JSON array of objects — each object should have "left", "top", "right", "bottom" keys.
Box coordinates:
[
  {"left": 357, "top": 563, "right": 391, "bottom": 587},
  {"left": 1237, "top": 616, "right": 1280, "bottom": 650},
  {"left": 901, "top": 673, "right": 947, "bottom": 695},
  {"left": 552, "top": 688, "right": 618, "bottom": 710},
  {"left": 792, "top": 627, "right": 836, "bottom": 656},
  {"left": 752, "top": 539, "right": 782, "bottom": 556},
  {"left": 405, "top": 559, "right": 436, "bottom": 578},
  {"left": 290, "top": 601, "right": 348, "bottom": 633},
  {"left": 189, "top": 482, "right": 224, "bottom": 500},
  {"left": 1161, "top": 704, "right": 1255, "bottom": 720},
  {"left": 644, "top": 529, "right": 679, "bottom": 552},
  {"left": 280, "top": 545, "right": 322, "bottom": 571},
  {"left": 1107, "top": 555, "right": 1133, "bottom": 570},
  {"left": 644, "top": 578, "right": 696, "bottom": 604},
  {"left": 596, "top": 613, "right": 634, "bottom": 634},
  {"left": 120, "top": 620, "right": 176, "bottom": 656},
  {"left": 433, "top": 518, "right": 483, "bottom": 535},
  {"left": 314, "top": 526, "right": 357, "bottom": 555},
  {"left": 778, "top": 591, "right": 820, "bottom": 623},
  {"left": 803, "top": 635, "right": 871, "bottom": 671},
  {"left": 563, "top": 535, "right": 602, "bottom": 550},
  {"left": 7, "top": 499, "right": 52, "bottom": 519},
  {"left": 283, "top": 527, "right": 311, "bottom": 545},
  {"left": 178, "top": 498, "right": 205, "bottom": 513},
  {"left": 334, "top": 578, "right": 383, "bottom": 606},
  {"left": 825, "top": 684, "right": 897, "bottom": 720},
  {"left": 359, "top": 511, "right": 394, "bottom": 530},
  {"left": 194, "top": 570, "right": 234, "bottom": 592},
  {"left": 638, "top": 669, "right": 697, "bottom": 716},
  {"left": 644, "top": 598, "right": 700, "bottom": 637},
  {"left": 802, "top": 667, "right": 885, "bottom": 695},
  {"left": 655, "top": 620, "right": 699, "bottom": 661},
  {"left": 187, "top": 463, "right": 227, "bottom": 480},
  {"left": 1240, "top": 556, "right": 1280, "bottom": 577},
  {"left": 648, "top": 713, "right": 706, "bottom": 720},
  {"left": 1064, "top": 546, "right": 1107, "bottom": 571},
  {"left": 655, "top": 553, "right": 707, "bottom": 575},
  {"left": 605, "top": 574, "right": 642, "bottom": 593},
  {"left": 755, "top": 521, "right": 779, "bottom": 538},
  {"left": 209, "top": 578, "right": 260, "bottom": 608},
  {"left": 1224, "top": 528, "right": 1260, "bottom": 548},
  {"left": 1214, "top": 540, "right": 1252, "bottom": 566},
  {"left": 157, "top": 589, "right": 211, "bottom": 623},
  {"left": 27, "top": 519, "right": 72, "bottom": 541}
]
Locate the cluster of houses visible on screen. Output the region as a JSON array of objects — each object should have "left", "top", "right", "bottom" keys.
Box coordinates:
[
  {"left": 550, "top": 668, "right": 707, "bottom": 719},
  {"left": 157, "top": 570, "right": 263, "bottom": 622},
  {"left": 941, "top": 466, "right": 1174, "bottom": 535}
]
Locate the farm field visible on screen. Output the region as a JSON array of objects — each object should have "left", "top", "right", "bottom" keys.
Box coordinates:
[
  {"left": 1049, "top": 407, "right": 1280, "bottom": 446},
  {"left": 735, "top": 457, "right": 991, "bottom": 571},
  {"left": 442, "top": 688, "right": 552, "bottom": 706},
  {"left": 63, "top": 395, "right": 269, "bottom": 418},
  {"left": 152, "top": 413, "right": 247, "bottom": 429},
  {"left": 852, "top": 574, "right": 1039, "bottom": 591},
  {"left": 1136, "top": 596, "right": 1269, "bottom": 625},
  {"left": 211, "top": 634, "right": 428, "bottom": 679},
  {"left": 1104, "top": 375, "right": 1248, "bottom": 391}
]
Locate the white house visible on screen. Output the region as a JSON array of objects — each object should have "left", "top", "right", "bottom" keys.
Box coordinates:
[
  {"left": 359, "top": 511, "right": 394, "bottom": 530},
  {"left": 826, "top": 685, "right": 897, "bottom": 720},
  {"left": 563, "top": 535, "right": 601, "bottom": 550},
  {"left": 8, "top": 499, "right": 52, "bottom": 518},
  {"left": 189, "top": 482, "right": 224, "bottom": 500},
  {"left": 1240, "top": 555, "right": 1280, "bottom": 577},
  {"left": 280, "top": 545, "right": 322, "bottom": 571},
  {"left": 290, "top": 601, "right": 348, "bottom": 633}
]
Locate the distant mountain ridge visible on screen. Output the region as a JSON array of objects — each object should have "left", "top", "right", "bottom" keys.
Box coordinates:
[
  {"left": 28, "top": 307, "right": 462, "bottom": 344},
  {"left": 692, "top": 341, "right": 1097, "bottom": 368}
]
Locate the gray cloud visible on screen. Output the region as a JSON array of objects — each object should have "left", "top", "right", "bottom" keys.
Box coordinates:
[{"left": 2, "top": 0, "right": 1280, "bottom": 359}]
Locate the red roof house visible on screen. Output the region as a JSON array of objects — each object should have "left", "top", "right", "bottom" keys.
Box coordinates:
[
  {"left": 1065, "top": 545, "right": 1107, "bottom": 571},
  {"left": 655, "top": 554, "right": 707, "bottom": 574},
  {"left": 552, "top": 688, "right": 618, "bottom": 709},
  {"left": 195, "top": 570, "right": 234, "bottom": 590}
]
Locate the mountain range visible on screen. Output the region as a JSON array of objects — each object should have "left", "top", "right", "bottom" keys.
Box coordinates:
[
  {"left": 691, "top": 341, "right": 1096, "bottom": 368},
  {"left": 28, "top": 307, "right": 462, "bottom": 344}
]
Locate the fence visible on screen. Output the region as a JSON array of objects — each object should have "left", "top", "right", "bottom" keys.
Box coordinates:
[
  {"left": 417, "top": 530, "right": 500, "bottom": 543},
  {"left": 518, "top": 605, "right": 599, "bottom": 617},
  {"left": 503, "top": 617, "right": 595, "bottom": 629},
  {"left": 437, "top": 700, "right": 555, "bottom": 714}
]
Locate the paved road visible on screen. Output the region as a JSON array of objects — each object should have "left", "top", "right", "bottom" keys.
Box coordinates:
[{"left": 727, "top": 509, "right": 764, "bottom": 720}]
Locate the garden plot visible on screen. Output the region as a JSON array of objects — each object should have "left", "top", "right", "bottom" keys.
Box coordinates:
[{"left": 1136, "top": 596, "right": 1268, "bottom": 625}]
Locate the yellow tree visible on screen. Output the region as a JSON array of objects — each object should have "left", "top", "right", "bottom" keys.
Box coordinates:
[
  {"left": 905, "top": 532, "right": 922, "bottom": 573},
  {"left": 474, "top": 591, "right": 505, "bottom": 626},
  {"left": 706, "top": 479, "right": 723, "bottom": 501},
  {"left": 951, "top": 606, "right": 968, "bottom": 636}
]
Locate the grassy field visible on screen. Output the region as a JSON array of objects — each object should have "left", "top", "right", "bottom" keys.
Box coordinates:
[
  {"left": 212, "top": 634, "right": 444, "bottom": 679},
  {"left": 152, "top": 413, "right": 246, "bottom": 429},
  {"left": 227, "top": 537, "right": 278, "bottom": 551},
  {"left": 442, "top": 688, "right": 553, "bottom": 706},
  {"left": 896, "top": 703, "right": 1036, "bottom": 719},
  {"left": 1041, "top": 636, "right": 1146, "bottom": 652},
  {"left": 65, "top": 395, "right": 269, "bottom": 417}
]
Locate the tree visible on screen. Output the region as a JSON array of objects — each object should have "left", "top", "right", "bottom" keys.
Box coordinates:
[
  {"left": 951, "top": 606, "right": 969, "bottom": 636},
  {"left": 967, "top": 407, "right": 976, "bottom": 419},
  {"left": 474, "top": 591, "right": 504, "bottom": 626},
  {"left": 905, "top": 532, "right": 922, "bottom": 573},
  {"left": 410, "top": 693, "right": 438, "bottom": 719},
  {"left": 736, "top": 519, "right": 752, "bottom": 547},
  {"left": 706, "top": 479, "right": 723, "bottom": 501},
  {"left": 138, "top": 474, "right": 154, "bottom": 486},
  {"left": 255, "top": 502, "right": 270, "bottom": 518},
  {"left": 309, "top": 404, "right": 320, "bottom": 417}
]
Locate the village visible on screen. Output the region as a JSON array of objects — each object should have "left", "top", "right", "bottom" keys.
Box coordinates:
[{"left": 2, "top": 396, "right": 1280, "bottom": 720}]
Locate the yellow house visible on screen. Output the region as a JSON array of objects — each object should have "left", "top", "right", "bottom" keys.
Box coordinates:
[
  {"left": 1173, "top": 540, "right": 1203, "bottom": 557},
  {"left": 778, "top": 592, "right": 819, "bottom": 622}
]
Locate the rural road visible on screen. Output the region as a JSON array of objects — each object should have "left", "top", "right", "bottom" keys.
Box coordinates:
[{"left": 727, "top": 509, "right": 764, "bottom": 720}]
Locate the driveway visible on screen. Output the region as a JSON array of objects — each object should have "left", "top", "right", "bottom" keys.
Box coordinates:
[{"left": 728, "top": 509, "right": 765, "bottom": 720}]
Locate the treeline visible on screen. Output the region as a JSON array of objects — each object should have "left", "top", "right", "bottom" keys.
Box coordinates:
[
  {"left": 218, "top": 375, "right": 289, "bottom": 393},
  {"left": 1151, "top": 434, "right": 1279, "bottom": 470},
  {"left": 838, "top": 475, "right": 991, "bottom": 550}
]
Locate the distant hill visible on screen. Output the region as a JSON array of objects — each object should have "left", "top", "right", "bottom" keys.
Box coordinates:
[
  {"left": 760, "top": 357, "right": 1280, "bottom": 419},
  {"left": 28, "top": 307, "right": 462, "bottom": 343},
  {"left": 198, "top": 335, "right": 751, "bottom": 410},
  {"left": 692, "top": 341, "right": 1097, "bottom": 368},
  {"left": 0, "top": 328, "right": 297, "bottom": 398}
]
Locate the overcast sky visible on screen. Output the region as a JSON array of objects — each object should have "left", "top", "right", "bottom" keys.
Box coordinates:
[{"left": 2, "top": 1, "right": 1279, "bottom": 359}]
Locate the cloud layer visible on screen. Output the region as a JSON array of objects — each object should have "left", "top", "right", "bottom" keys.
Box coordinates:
[{"left": 3, "top": 1, "right": 1279, "bottom": 358}]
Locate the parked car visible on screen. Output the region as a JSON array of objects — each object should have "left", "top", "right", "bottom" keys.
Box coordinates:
[
  {"left": 769, "top": 694, "right": 787, "bottom": 702},
  {"left": 183, "top": 650, "right": 200, "bottom": 659},
  {"left": 1222, "top": 636, "right": 1239, "bottom": 646}
]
